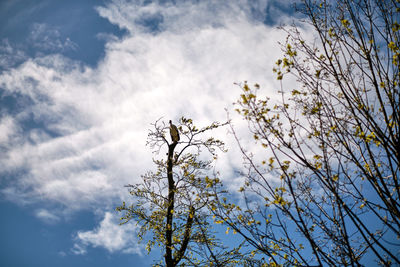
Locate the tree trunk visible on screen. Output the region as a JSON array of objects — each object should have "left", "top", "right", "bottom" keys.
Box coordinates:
[{"left": 165, "top": 142, "right": 177, "bottom": 267}]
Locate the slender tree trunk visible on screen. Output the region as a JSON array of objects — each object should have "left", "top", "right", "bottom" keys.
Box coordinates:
[{"left": 165, "top": 142, "right": 177, "bottom": 267}]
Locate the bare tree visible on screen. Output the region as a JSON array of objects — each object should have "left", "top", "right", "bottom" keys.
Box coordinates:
[{"left": 212, "top": 0, "right": 399, "bottom": 266}]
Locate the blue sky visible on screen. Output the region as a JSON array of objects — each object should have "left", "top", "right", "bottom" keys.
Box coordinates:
[{"left": 0, "top": 1, "right": 299, "bottom": 266}]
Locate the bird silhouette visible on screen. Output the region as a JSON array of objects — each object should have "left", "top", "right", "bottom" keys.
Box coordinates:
[{"left": 169, "top": 120, "right": 180, "bottom": 144}]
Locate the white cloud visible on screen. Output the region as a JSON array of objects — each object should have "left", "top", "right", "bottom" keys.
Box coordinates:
[
  {"left": 73, "top": 212, "right": 142, "bottom": 255},
  {"left": 0, "top": 0, "right": 309, "bottom": 255},
  {"left": 0, "top": 115, "right": 18, "bottom": 144},
  {"left": 0, "top": 0, "right": 287, "bottom": 208},
  {"left": 58, "top": 251, "right": 67, "bottom": 257},
  {"left": 28, "top": 23, "right": 78, "bottom": 53},
  {"left": 0, "top": 39, "right": 27, "bottom": 69},
  {"left": 35, "top": 208, "right": 60, "bottom": 224},
  {"left": 71, "top": 243, "right": 87, "bottom": 255}
]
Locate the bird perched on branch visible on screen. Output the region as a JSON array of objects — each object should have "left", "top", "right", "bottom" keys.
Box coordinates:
[{"left": 169, "top": 120, "right": 180, "bottom": 144}]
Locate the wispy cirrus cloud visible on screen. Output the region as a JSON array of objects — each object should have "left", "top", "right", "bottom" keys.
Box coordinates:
[
  {"left": 0, "top": 39, "right": 27, "bottom": 69},
  {"left": 35, "top": 208, "right": 60, "bottom": 224},
  {"left": 28, "top": 23, "right": 78, "bottom": 53}
]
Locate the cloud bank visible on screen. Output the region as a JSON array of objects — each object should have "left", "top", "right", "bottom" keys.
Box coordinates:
[{"left": 0, "top": 0, "right": 301, "bottom": 255}]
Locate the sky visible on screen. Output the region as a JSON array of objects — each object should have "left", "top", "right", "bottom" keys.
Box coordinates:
[{"left": 0, "top": 0, "right": 302, "bottom": 266}]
